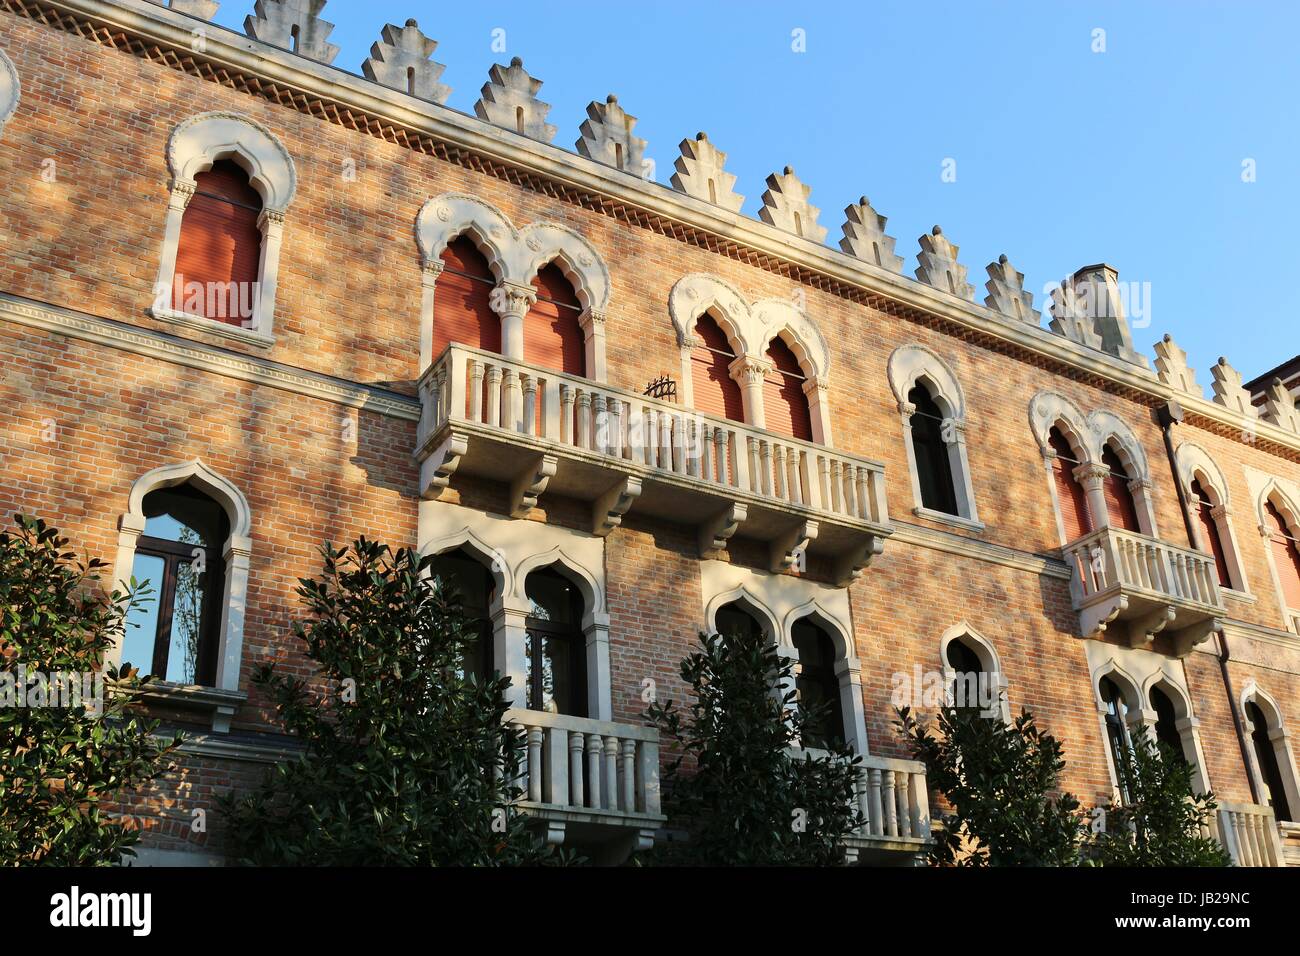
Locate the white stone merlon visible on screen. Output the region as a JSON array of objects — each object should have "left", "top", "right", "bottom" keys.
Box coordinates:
[
  {"left": 1048, "top": 278, "right": 1103, "bottom": 349},
  {"left": 244, "top": 0, "right": 339, "bottom": 64},
  {"left": 362, "top": 20, "right": 451, "bottom": 104},
  {"left": 915, "top": 226, "right": 973, "bottom": 300},
  {"left": 758, "top": 166, "right": 826, "bottom": 242},
  {"left": 474, "top": 57, "right": 557, "bottom": 144},
  {"left": 839, "top": 197, "right": 903, "bottom": 273},
  {"left": 984, "top": 253, "right": 1039, "bottom": 324},
  {"left": 1211, "top": 356, "right": 1256, "bottom": 415},
  {"left": 1153, "top": 334, "right": 1201, "bottom": 396},
  {"left": 671, "top": 132, "right": 743, "bottom": 212},
  {"left": 1262, "top": 378, "right": 1300, "bottom": 432},
  {"left": 577, "top": 95, "right": 647, "bottom": 175},
  {"left": 148, "top": 0, "right": 220, "bottom": 17}
]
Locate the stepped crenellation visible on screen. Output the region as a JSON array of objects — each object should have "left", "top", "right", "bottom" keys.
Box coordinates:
[{"left": 139, "top": 0, "right": 1285, "bottom": 425}]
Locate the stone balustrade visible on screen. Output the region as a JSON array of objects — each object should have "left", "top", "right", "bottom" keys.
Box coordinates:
[{"left": 1212, "top": 801, "right": 1285, "bottom": 866}]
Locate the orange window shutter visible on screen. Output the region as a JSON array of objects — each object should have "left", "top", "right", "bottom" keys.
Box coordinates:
[
  {"left": 1048, "top": 429, "right": 1092, "bottom": 540},
  {"left": 172, "top": 162, "right": 263, "bottom": 326},
  {"left": 690, "top": 314, "right": 744, "bottom": 423},
  {"left": 1266, "top": 503, "right": 1300, "bottom": 609},
  {"left": 524, "top": 265, "right": 585, "bottom": 376},
  {"left": 433, "top": 239, "right": 501, "bottom": 359},
  {"left": 761, "top": 338, "right": 813, "bottom": 441},
  {"left": 1101, "top": 447, "right": 1141, "bottom": 532}
]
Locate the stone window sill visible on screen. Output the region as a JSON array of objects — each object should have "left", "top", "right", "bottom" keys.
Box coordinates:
[
  {"left": 913, "top": 506, "right": 986, "bottom": 533},
  {"left": 1221, "top": 588, "right": 1256, "bottom": 605},
  {"left": 148, "top": 306, "right": 275, "bottom": 349},
  {"left": 116, "top": 679, "right": 247, "bottom": 733}
]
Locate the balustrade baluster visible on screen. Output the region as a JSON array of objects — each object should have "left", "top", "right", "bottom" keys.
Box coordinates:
[
  {"left": 896, "top": 771, "right": 912, "bottom": 838},
  {"left": 604, "top": 737, "right": 620, "bottom": 811},
  {"left": 869, "top": 769, "right": 884, "bottom": 837},
  {"left": 527, "top": 728, "right": 543, "bottom": 803},
  {"left": 560, "top": 384, "right": 574, "bottom": 445},
  {"left": 577, "top": 391, "right": 592, "bottom": 449},
  {"left": 586, "top": 733, "right": 603, "bottom": 809},
  {"left": 621, "top": 739, "right": 637, "bottom": 813},
  {"left": 521, "top": 375, "right": 537, "bottom": 436},
  {"left": 568, "top": 731, "right": 585, "bottom": 810},
  {"left": 883, "top": 770, "right": 898, "bottom": 837}
]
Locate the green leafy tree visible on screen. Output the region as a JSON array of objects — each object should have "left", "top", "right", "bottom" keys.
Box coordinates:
[
  {"left": 897, "top": 703, "right": 1086, "bottom": 866},
  {"left": 1091, "top": 735, "right": 1230, "bottom": 866},
  {"left": 221, "top": 537, "right": 558, "bottom": 865},
  {"left": 0, "top": 515, "right": 180, "bottom": 866},
  {"left": 646, "top": 628, "right": 863, "bottom": 865}
]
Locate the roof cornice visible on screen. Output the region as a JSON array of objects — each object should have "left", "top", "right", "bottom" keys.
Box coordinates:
[{"left": 9, "top": 0, "right": 1300, "bottom": 466}]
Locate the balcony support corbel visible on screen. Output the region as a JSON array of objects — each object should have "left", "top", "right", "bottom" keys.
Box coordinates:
[
  {"left": 510, "top": 453, "right": 557, "bottom": 518},
  {"left": 1171, "top": 617, "right": 1222, "bottom": 658},
  {"left": 1079, "top": 593, "right": 1127, "bottom": 638},
  {"left": 770, "top": 519, "right": 819, "bottom": 573},
  {"left": 698, "top": 502, "right": 747, "bottom": 559},
  {"left": 593, "top": 475, "right": 642, "bottom": 536},
  {"left": 418, "top": 430, "right": 468, "bottom": 500},
  {"left": 1128, "top": 605, "right": 1177, "bottom": 650},
  {"left": 832, "top": 533, "right": 886, "bottom": 587}
]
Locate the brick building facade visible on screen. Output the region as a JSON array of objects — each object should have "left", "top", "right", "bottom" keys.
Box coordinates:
[{"left": 1, "top": 0, "right": 1298, "bottom": 865}]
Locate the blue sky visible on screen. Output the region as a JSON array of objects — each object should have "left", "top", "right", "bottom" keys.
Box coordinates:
[{"left": 204, "top": 0, "right": 1299, "bottom": 383}]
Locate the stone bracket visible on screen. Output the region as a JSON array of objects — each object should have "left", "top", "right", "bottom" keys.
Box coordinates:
[
  {"left": 1128, "top": 605, "right": 1177, "bottom": 650},
  {"left": 698, "top": 502, "right": 747, "bottom": 559},
  {"left": 593, "top": 475, "right": 642, "bottom": 537},
  {"left": 769, "top": 519, "right": 819, "bottom": 573},
  {"left": 1079, "top": 594, "right": 1128, "bottom": 638},
  {"left": 510, "top": 453, "right": 557, "bottom": 518},
  {"left": 418, "top": 430, "right": 468, "bottom": 500},
  {"left": 1171, "top": 617, "right": 1222, "bottom": 658},
  {"left": 832, "top": 533, "right": 885, "bottom": 587}
]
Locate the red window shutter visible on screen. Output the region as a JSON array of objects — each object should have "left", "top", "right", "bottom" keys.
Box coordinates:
[
  {"left": 761, "top": 337, "right": 813, "bottom": 441},
  {"left": 1101, "top": 446, "right": 1141, "bottom": 532},
  {"left": 1265, "top": 502, "right": 1300, "bottom": 609},
  {"left": 1191, "top": 480, "right": 1232, "bottom": 587},
  {"left": 690, "top": 314, "right": 745, "bottom": 423},
  {"left": 432, "top": 238, "right": 501, "bottom": 358},
  {"left": 172, "top": 161, "right": 262, "bottom": 326},
  {"left": 1049, "top": 429, "right": 1092, "bottom": 541},
  {"left": 524, "top": 265, "right": 585, "bottom": 376}
]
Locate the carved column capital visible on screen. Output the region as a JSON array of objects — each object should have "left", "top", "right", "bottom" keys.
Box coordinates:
[
  {"left": 897, "top": 400, "right": 917, "bottom": 419},
  {"left": 1073, "top": 462, "right": 1111, "bottom": 488},
  {"left": 728, "top": 354, "right": 772, "bottom": 386},
  {"left": 493, "top": 281, "right": 538, "bottom": 318}
]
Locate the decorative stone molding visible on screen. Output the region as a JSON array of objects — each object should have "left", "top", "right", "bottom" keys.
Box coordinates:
[
  {"left": 244, "top": 0, "right": 339, "bottom": 64},
  {"left": 670, "top": 132, "right": 743, "bottom": 212},
  {"left": 915, "top": 226, "right": 973, "bottom": 301},
  {"left": 147, "top": 0, "right": 220, "bottom": 16},
  {"left": 839, "top": 197, "right": 903, "bottom": 273},
  {"left": 983, "top": 254, "right": 1039, "bottom": 324},
  {"left": 0, "top": 48, "right": 19, "bottom": 137},
  {"left": 1048, "top": 278, "right": 1103, "bottom": 350},
  {"left": 415, "top": 192, "right": 611, "bottom": 373},
  {"left": 577, "top": 95, "right": 647, "bottom": 175},
  {"left": 1262, "top": 378, "right": 1300, "bottom": 433},
  {"left": 474, "top": 57, "right": 556, "bottom": 143},
  {"left": 1153, "top": 333, "right": 1200, "bottom": 396},
  {"left": 109, "top": 460, "right": 253, "bottom": 729},
  {"left": 362, "top": 19, "right": 450, "bottom": 104},
  {"left": 758, "top": 167, "right": 827, "bottom": 243},
  {"left": 1211, "top": 356, "right": 1256, "bottom": 416},
  {"left": 1027, "top": 390, "right": 1089, "bottom": 458},
  {"left": 154, "top": 112, "right": 298, "bottom": 341}
]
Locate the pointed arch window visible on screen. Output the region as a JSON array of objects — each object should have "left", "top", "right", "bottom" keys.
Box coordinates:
[
  {"left": 715, "top": 600, "right": 764, "bottom": 640},
  {"left": 1100, "top": 677, "right": 1134, "bottom": 802},
  {"left": 1265, "top": 500, "right": 1300, "bottom": 612},
  {"left": 945, "top": 637, "right": 985, "bottom": 713},
  {"left": 1150, "top": 686, "right": 1187, "bottom": 762},
  {"left": 172, "top": 160, "right": 263, "bottom": 326},
  {"left": 791, "top": 618, "right": 844, "bottom": 748},
  {"left": 1247, "top": 701, "right": 1293, "bottom": 822},
  {"left": 525, "top": 264, "right": 585, "bottom": 376},
  {"left": 432, "top": 237, "right": 501, "bottom": 358},
  {"left": 1190, "top": 478, "right": 1231, "bottom": 588},
  {"left": 762, "top": 337, "right": 813, "bottom": 441},
  {"left": 1049, "top": 427, "right": 1092, "bottom": 541},
  {"left": 690, "top": 313, "right": 745, "bottom": 423},
  {"left": 1101, "top": 444, "right": 1141, "bottom": 532},
  {"left": 429, "top": 548, "right": 496, "bottom": 684},
  {"left": 524, "top": 568, "right": 587, "bottom": 717},
  {"left": 908, "top": 383, "right": 958, "bottom": 515}
]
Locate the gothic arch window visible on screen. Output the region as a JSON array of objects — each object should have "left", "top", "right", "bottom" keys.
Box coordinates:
[
  {"left": 1049, "top": 425, "right": 1093, "bottom": 542},
  {"left": 1100, "top": 676, "right": 1136, "bottom": 802},
  {"left": 938, "top": 624, "right": 1009, "bottom": 721},
  {"left": 524, "top": 567, "right": 588, "bottom": 718},
  {"left": 154, "top": 113, "right": 296, "bottom": 345},
  {"left": 908, "top": 382, "right": 958, "bottom": 516},
  {"left": 944, "top": 637, "right": 984, "bottom": 712},
  {"left": 1190, "top": 478, "right": 1232, "bottom": 588},
  {"left": 715, "top": 599, "right": 766, "bottom": 641},
  {"left": 429, "top": 547, "right": 497, "bottom": 683},
  {"left": 1172, "top": 444, "right": 1247, "bottom": 593},
  {"left": 791, "top": 617, "right": 845, "bottom": 748},
  {"left": 525, "top": 263, "right": 586, "bottom": 376},
  {"left": 762, "top": 335, "right": 814, "bottom": 442},
  {"left": 690, "top": 312, "right": 745, "bottom": 423},
  {"left": 1245, "top": 699, "right": 1295, "bottom": 823},
  {"left": 1149, "top": 685, "right": 1186, "bottom": 761},
  {"left": 432, "top": 237, "right": 501, "bottom": 358},
  {"left": 1100, "top": 442, "right": 1141, "bottom": 532},
  {"left": 1263, "top": 496, "right": 1300, "bottom": 620}
]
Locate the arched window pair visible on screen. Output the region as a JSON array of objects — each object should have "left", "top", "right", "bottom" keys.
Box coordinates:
[
  {"left": 714, "top": 600, "right": 845, "bottom": 749},
  {"left": 690, "top": 313, "right": 814, "bottom": 442},
  {"left": 1245, "top": 698, "right": 1294, "bottom": 823},
  {"left": 429, "top": 550, "right": 588, "bottom": 718},
  {"left": 1048, "top": 427, "right": 1141, "bottom": 540},
  {"left": 1099, "top": 676, "right": 1198, "bottom": 803},
  {"left": 431, "top": 237, "right": 586, "bottom": 377}
]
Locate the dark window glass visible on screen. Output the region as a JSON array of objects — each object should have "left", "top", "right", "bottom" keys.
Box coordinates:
[
  {"left": 524, "top": 569, "right": 586, "bottom": 717},
  {"left": 430, "top": 549, "right": 495, "bottom": 683},
  {"left": 792, "top": 620, "right": 844, "bottom": 749},
  {"left": 121, "top": 485, "right": 229, "bottom": 685},
  {"left": 715, "top": 602, "right": 764, "bottom": 641},
  {"left": 945, "top": 638, "right": 985, "bottom": 712},
  {"left": 1150, "top": 686, "right": 1186, "bottom": 762},
  {"left": 1248, "top": 702, "right": 1293, "bottom": 822},
  {"left": 908, "top": 384, "right": 958, "bottom": 515},
  {"left": 1100, "top": 677, "right": 1133, "bottom": 802}
]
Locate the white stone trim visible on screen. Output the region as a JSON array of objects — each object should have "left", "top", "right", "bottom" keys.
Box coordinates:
[
  {"left": 417, "top": 499, "right": 612, "bottom": 721},
  {"left": 109, "top": 459, "right": 253, "bottom": 722},
  {"left": 1175, "top": 441, "right": 1249, "bottom": 592},
  {"left": 415, "top": 192, "right": 611, "bottom": 377},
  {"left": 0, "top": 47, "right": 20, "bottom": 136},
  {"left": 1239, "top": 681, "right": 1300, "bottom": 821},
  {"left": 888, "top": 344, "right": 980, "bottom": 524},
  {"left": 937, "top": 621, "right": 1010, "bottom": 723},
  {"left": 154, "top": 112, "right": 297, "bottom": 341}
]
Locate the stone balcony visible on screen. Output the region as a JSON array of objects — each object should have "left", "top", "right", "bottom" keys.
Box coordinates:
[
  {"left": 417, "top": 345, "right": 892, "bottom": 584},
  {"left": 508, "top": 708, "right": 664, "bottom": 864},
  {"left": 1212, "top": 801, "right": 1288, "bottom": 866},
  {"left": 1063, "top": 526, "right": 1225, "bottom": 655}
]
